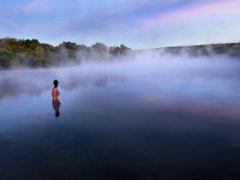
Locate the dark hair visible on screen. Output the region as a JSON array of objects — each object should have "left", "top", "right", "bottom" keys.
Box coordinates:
[{"left": 53, "top": 80, "right": 58, "bottom": 87}]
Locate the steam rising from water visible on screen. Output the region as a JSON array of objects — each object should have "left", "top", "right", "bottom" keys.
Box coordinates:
[{"left": 1, "top": 51, "right": 240, "bottom": 109}]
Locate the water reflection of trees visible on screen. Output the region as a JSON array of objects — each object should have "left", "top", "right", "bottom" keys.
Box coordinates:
[{"left": 0, "top": 74, "right": 125, "bottom": 100}]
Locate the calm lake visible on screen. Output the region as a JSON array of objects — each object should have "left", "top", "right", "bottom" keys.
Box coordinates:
[{"left": 1, "top": 55, "right": 240, "bottom": 179}]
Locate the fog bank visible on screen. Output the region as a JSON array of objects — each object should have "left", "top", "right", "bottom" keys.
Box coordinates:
[{"left": 0, "top": 51, "right": 240, "bottom": 102}]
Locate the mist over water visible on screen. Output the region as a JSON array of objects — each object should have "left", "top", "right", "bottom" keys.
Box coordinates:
[
  {"left": 1, "top": 52, "right": 240, "bottom": 106},
  {"left": 1, "top": 52, "right": 240, "bottom": 179}
]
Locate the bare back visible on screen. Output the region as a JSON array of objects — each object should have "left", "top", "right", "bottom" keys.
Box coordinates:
[{"left": 52, "top": 87, "right": 60, "bottom": 100}]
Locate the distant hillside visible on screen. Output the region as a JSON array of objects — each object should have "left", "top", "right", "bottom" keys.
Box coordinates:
[
  {"left": 162, "top": 43, "right": 240, "bottom": 57},
  {"left": 0, "top": 38, "right": 130, "bottom": 69}
]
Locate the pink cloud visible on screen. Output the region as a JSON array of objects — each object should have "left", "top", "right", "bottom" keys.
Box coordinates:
[
  {"left": 22, "top": 0, "right": 50, "bottom": 13},
  {"left": 141, "top": 0, "right": 240, "bottom": 29}
]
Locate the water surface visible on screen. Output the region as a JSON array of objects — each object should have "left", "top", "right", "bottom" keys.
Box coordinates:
[{"left": 1, "top": 56, "right": 240, "bottom": 179}]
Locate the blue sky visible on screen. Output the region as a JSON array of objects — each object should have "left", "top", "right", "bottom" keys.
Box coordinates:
[{"left": 0, "top": 0, "right": 240, "bottom": 49}]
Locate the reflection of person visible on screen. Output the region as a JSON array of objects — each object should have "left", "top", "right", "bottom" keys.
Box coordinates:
[
  {"left": 52, "top": 99, "right": 61, "bottom": 117},
  {"left": 52, "top": 80, "right": 61, "bottom": 117}
]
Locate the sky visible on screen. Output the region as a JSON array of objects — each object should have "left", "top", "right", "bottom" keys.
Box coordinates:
[{"left": 0, "top": 0, "right": 240, "bottom": 49}]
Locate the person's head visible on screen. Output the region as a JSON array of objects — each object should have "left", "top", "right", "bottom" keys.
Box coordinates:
[{"left": 53, "top": 80, "right": 58, "bottom": 88}]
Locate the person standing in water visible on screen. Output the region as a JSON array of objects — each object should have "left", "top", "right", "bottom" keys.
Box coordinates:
[
  {"left": 52, "top": 80, "right": 60, "bottom": 100},
  {"left": 52, "top": 80, "right": 61, "bottom": 117}
]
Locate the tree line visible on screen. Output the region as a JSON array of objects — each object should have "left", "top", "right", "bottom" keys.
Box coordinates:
[
  {"left": 0, "top": 38, "right": 131, "bottom": 68},
  {"left": 1, "top": 37, "right": 240, "bottom": 69}
]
